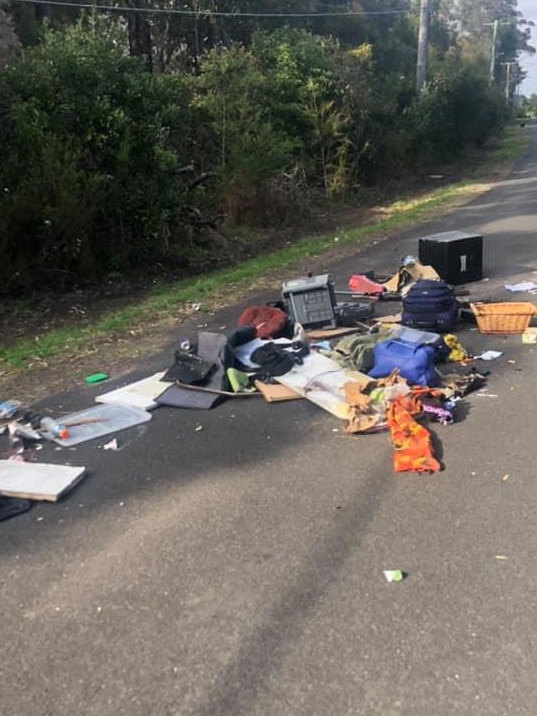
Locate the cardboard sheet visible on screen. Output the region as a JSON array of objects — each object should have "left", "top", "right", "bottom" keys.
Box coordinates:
[
  {"left": 275, "top": 352, "right": 371, "bottom": 419},
  {"left": 0, "top": 460, "right": 86, "bottom": 502},
  {"left": 254, "top": 380, "right": 303, "bottom": 403},
  {"left": 95, "top": 372, "right": 171, "bottom": 411}
]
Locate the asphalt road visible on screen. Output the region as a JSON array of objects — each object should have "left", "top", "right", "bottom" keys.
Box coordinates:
[{"left": 3, "top": 125, "right": 537, "bottom": 716}]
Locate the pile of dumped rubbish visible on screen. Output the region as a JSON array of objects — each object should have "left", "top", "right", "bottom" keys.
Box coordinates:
[{"left": 1, "top": 229, "right": 536, "bottom": 521}]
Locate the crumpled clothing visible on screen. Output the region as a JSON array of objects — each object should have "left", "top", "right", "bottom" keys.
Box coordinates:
[
  {"left": 443, "top": 334, "right": 468, "bottom": 362},
  {"left": 343, "top": 371, "right": 407, "bottom": 434},
  {"left": 441, "top": 369, "right": 487, "bottom": 398},
  {"left": 330, "top": 333, "right": 385, "bottom": 373},
  {"left": 421, "top": 402, "right": 453, "bottom": 425},
  {"left": 386, "top": 392, "right": 441, "bottom": 473}
]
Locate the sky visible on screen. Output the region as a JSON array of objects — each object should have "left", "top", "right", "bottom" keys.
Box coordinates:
[{"left": 518, "top": 0, "right": 537, "bottom": 95}]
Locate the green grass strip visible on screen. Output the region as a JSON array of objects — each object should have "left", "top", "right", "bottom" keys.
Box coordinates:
[{"left": 0, "top": 126, "right": 528, "bottom": 370}]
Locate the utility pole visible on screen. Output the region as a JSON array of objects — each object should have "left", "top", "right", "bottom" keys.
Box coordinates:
[
  {"left": 485, "top": 19, "right": 512, "bottom": 86},
  {"left": 416, "top": 0, "right": 430, "bottom": 93},
  {"left": 489, "top": 19, "right": 498, "bottom": 86},
  {"left": 502, "top": 61, "right": 517, "bottom": 106}
]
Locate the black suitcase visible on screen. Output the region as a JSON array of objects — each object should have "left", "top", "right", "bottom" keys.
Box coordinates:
[{"left": 402, "top": 280, "right": 458, "bottom": 333}]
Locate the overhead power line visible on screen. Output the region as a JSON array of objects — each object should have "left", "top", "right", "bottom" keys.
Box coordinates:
[{"left": 10, "top": 0, "right": 415, "bottom": 18}]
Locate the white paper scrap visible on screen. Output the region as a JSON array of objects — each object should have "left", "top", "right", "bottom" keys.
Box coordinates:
[
  {"left": 475, "top": 350, "right": 503, "bottom": 361},
  {"left": 505, "top": 282, "right": 537, "bottom": 292}
]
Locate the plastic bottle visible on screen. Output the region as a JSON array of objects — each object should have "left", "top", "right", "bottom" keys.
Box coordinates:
[{"left": 39, "top": 417, "right": 70, "bottom": 440}]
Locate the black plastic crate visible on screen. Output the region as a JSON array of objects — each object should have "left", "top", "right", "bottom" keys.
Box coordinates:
[{"left": 418, "top": 231, "right": 483, "bottom": 285}]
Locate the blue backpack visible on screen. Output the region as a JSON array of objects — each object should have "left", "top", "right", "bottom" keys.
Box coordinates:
[{"left": 402, "top": 280, "right": 458, "bottom": 333}]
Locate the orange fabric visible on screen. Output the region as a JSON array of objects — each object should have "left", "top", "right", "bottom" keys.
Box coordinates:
[
  {"left": 386, "top": 392, "right": 441, "bottom": 473},
  {"left": 237, "top": 306, "right": 288, "bottom": 339}
]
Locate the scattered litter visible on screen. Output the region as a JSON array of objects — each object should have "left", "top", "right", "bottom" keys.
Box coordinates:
[
  {"left": 7, "top": 425, "right": 24, "bottom": 455},
  {"left": 48, "top": 404, "right": 151, "bottom": 446},
  {"left": 494, "top": 555, "right": 509, "bottom": 561},
  {"left": 85, "top": 372, "right": 109, "bottom": 384},
  {"left": 383, "top": 570, "right": 404, "bottom": 583},
  {"left": 0, "top": 257, "right": 515, "bottom": 520},
  {"left": 39, "top": 416, "right": 69, "bottom": 440},
  {"left": 505, "top": 282, "right": 537, "bottom": 292},
  {"left": 474, "top": 350, "right": 503, "bottom": 361},
  {"left": 522, "top": 328, "right": 537, "bottom": 344},
  {"left": 0, "top": 400, "right": 21, "bottom": 419}
]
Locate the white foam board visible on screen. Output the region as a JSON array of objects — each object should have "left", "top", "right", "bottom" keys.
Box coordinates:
[
  {"left": 95, "top": 372, "right": 171, "bottom": 410},
  {"left": 0, "top": 460, "right": 86, "bottom": 502}
]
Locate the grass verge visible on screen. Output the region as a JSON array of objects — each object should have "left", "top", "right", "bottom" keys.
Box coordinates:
[{"left": 0, "top": 124, "right": 528, "bottom": 372}]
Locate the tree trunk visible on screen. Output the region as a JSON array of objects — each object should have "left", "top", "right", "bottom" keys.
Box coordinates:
[{"left": 126, "top": 1, "right": 153, "bottom": 73}]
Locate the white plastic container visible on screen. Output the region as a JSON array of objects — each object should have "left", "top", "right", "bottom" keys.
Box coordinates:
[{"left": 390, "top": 325, "right": 441, "bottom": 345}]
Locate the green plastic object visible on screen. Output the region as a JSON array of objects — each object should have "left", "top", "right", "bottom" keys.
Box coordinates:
[{"left": 85, "top": 372, "right": 109, "bottom": 384}]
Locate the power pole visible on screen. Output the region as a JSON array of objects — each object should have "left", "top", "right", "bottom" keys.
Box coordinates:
[
  {"left": 502, "top": 61, "right": 516, "bottom": 106},
  {"left": 489, "top": 19, "right": 498, "bottom": 86},
  {"left": 416, "top": 0, "right": 430, "bottom": 93},
  {"left": 485, "top": 19, "right": 512, "bottom": 86}
]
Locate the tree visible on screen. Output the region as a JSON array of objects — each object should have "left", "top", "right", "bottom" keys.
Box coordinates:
[
  {"left": 436, "top": 0, "right": 535, "bottom": 88},
  {"left": 0, "top": 0, "right": 20, "bottom": 67}
]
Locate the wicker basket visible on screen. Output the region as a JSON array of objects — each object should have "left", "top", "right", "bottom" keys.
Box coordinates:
[{"left": 470, "top": 302, "right": 537, "bottom": 334}]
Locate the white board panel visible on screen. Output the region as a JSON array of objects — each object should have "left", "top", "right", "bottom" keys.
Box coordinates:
[
  {"left": 95, "top": 372, "right": 172, "bottom": 411},
  {"left": 0, "top": 461, "right": 86, "bottom": 502}
]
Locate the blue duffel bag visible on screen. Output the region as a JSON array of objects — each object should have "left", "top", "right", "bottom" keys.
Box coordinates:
[{"left": 368, "top": 339, "right": 439, "bottom": 387}]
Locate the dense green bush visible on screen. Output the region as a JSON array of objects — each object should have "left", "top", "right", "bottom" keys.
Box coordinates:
[
  {"left": 404, "top": 63, "right": 508, "bottom": 167},
  {"left": 0, "top": 16, "right": 203, "bottom": 292},
  {"left": 0, "top": 17, "right": 507, "bottom": 295}
]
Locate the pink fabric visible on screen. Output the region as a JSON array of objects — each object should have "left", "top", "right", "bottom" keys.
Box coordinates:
[{"left": 348, "top": 274, "right": 385, "bottom": 295}]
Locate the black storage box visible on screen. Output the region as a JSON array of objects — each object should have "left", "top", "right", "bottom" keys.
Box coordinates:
[
  {"left": 282, "top": 274, "right": 337, "bottom": 329},
  {"left": 335, "top": 302, "right": 373, "bottom": 326},
  {"left": 418, "top": 231, "right": 483, "bottom": 285}
]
